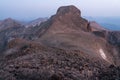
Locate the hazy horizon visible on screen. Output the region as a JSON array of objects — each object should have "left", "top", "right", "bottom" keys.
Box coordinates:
[{"left": 0, "top": 0, "right": 120, "bottom": 21}]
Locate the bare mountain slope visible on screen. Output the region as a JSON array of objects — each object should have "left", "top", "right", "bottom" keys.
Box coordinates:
[{"left": 36, "top": 5, "right": 117, "bottom": 65}]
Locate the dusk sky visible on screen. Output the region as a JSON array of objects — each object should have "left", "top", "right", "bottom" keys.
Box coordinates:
[{"left": 0, "top": 0, "right": 120, "bottom": 21}]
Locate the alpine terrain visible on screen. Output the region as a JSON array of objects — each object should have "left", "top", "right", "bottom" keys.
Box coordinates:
[{"left": 0, "top": 5, "right": 120, "bottom": 80}]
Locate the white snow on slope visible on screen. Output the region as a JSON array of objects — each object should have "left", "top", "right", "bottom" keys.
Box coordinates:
[{"left": 99, "top": 48, "right": 107, "bottom": 60}]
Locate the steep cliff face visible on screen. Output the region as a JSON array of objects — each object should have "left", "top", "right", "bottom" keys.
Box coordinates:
[
  {"left": 107, "top": 31, "right": 120, "bottom": 46},
  {"left": 106, "top": 31, "right": 120, "bottom": 66},
  {"left": 0, "top": 5, "right": 120, "bottom": 80}
]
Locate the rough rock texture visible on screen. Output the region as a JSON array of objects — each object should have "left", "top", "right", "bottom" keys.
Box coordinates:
[
  {"left": 0, "top": 39, "right": 110, "bottom": 80},
  {"left": 107, "top": 31, "right": 120, "bottom": 46},
  {"left": 0, "top": 18, "right": 25, "bottom": 52},
  {"left": 0, "top": 5, "right": 120, "bottom": 80},
  {"left": 106, "top": 31, "right": 120, "bottom": 66}
]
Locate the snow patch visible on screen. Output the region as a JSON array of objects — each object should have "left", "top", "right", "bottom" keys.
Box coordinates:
[{"left": 99, "top": 48, "right": 107, "bottom": 60}]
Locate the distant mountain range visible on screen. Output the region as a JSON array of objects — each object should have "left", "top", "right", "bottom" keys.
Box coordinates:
[{"left": 0, "top": 17, "right": 47, "bottom": 52}]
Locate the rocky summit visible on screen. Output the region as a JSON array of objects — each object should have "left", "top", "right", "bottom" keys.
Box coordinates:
[{"left": 0, "top": 5, "right": 120, "bottom": 80}]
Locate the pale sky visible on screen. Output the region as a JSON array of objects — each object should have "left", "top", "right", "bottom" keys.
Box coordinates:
[{"left": 0, "top": 0, "right": 120, "bottom": 21}]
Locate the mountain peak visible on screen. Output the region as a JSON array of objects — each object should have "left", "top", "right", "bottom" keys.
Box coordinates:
[
  {"left": 5, "top": 18, "right": 13, "bottom": 20},
  {"left": 3, "top": 18, "right": 17, "bottom": 24},
  {"left": 0, "top": 18, "right": 22, "bottom": 30},
  {"left": 56, "top": 5, "right": 81, "bottom": 17},
  {"left": 43, "top": 5, "right": 89, "bottom": 34}
]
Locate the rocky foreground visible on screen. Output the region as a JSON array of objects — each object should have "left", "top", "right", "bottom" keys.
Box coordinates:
[{"left": 0, "top": 5, "right": 120, "bottom": 80}]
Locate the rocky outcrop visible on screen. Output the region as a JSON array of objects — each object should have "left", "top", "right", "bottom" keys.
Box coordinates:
[
  {"left": 107, "top": 31, "right": 120, "bottom": 46},
  {"left": 89, "top": 21, "right": 107, "bottom": 31},
  {"left": 88, "top": 21, "right": 108, "bottom": 38},
  {"left": 53, "top": 5, "right": 89, "bottom": 32}
]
